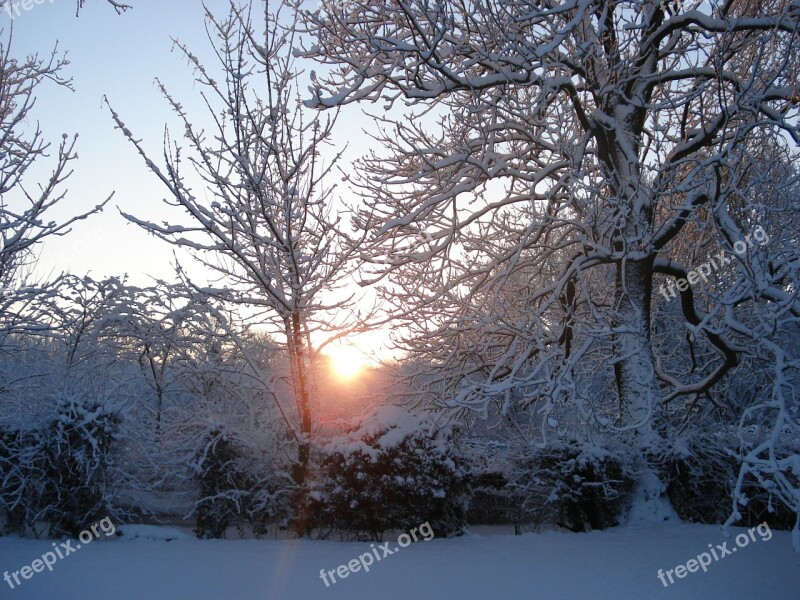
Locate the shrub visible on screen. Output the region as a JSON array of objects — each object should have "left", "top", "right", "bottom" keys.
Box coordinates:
[
  {"left": 0, "top": 395, "right": 121, "bottom": 537},
  {"left": 511, "top": 443, "right": 635, "bottom": 532},
  {"left": 664, "top": 439, "right": 796, "bottom": 529},
  {"left": 191, "top": 427, "right": 288, "bottom": 539},
  {"left": 38, "top": 395, "right": 121, "bottom": 537},
  {"left": 0, "top": 428, "right": 43, "bottom": 535},
  {"left": 193, "top": 428, "right": 251, "bottom": 538},
  {"left": 310, "top": 407, "right": 470, "bottom": 540}
]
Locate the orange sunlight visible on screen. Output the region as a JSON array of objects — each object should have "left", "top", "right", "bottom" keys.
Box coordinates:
[{"left": 327, "top": 345, "right": 370, "bottom": 381}]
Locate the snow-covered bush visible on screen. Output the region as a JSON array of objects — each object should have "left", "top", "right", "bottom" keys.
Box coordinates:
[
  {"left": 191, "top": 426, "right": 289, "bottom": 539},
  {"left": 38, "top": 395, "right": 121, "bottom": 537},
  {"left": 193, "top": 428, "right": 251, "bottom": 539},
  {"left": 310, "top": 407, "right": 470, "bottom": 540},
  {"left": 511, "top": 443, "right": 635, "bottom": 532},
  {"left": 0, "top": 427, "right": 43, "bottom": 535},
  {"left": 0, "top": 395, "right": 121, "bottom": 537},
  {"left": 664, "top": 434, "right": 797, "bottom": 529}
]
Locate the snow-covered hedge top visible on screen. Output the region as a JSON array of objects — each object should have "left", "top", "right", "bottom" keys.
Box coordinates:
[{"left": 322, "top": 406, "right": 455, "bottom": 459}]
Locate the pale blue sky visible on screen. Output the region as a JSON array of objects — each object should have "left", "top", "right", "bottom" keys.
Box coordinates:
[
  {"left": 2, "top": 0, "right": 387, "bottom": 358},
  {"left": 4, "top": 0, "right": 368, "bottom": 285},
  {"left": 6, "top": 0, "right": 208, "bottom": 282}
]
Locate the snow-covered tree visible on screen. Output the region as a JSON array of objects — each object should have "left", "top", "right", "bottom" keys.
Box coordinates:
[
  {"left": 303, "top": 0, "right": 800, "bottom": 538},
  {"left": 108, "top": 1, "right": 364, "bottom": 535},
  {"left": 0, "top": 31, "right": 111, "bottom": 337},
  {"left": 0, "top": 275, "right": 292, "bottom": 536}
]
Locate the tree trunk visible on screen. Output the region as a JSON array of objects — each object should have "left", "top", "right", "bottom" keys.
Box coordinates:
[
  {"left": 288, "top": 311, "right": 313, "bottom": 537},
  {"left": 613, "top": 257, "right": 673, "bottom": 522},
  {"left": 613, "top": 258, "right": 657, "bottom": 434}
]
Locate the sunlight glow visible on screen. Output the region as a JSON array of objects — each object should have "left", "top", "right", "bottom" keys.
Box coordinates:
[{"left": 328, "top": 345, "right": 369, "bottom": 380}]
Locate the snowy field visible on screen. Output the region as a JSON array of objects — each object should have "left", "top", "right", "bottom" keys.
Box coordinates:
[{"left": 0, "top": 524, "right": 797, "bottom": 600}]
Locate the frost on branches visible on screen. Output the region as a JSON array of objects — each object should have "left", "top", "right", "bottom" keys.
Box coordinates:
[
  {"left": 107, "top": 2, "right": 367, "bottom": 536},
  {"left": 303, "top": 0, "right": 800, "bottom": 544}
]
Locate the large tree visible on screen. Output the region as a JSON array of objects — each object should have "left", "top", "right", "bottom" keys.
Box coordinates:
[
  {"left": 303, "top": 0, "right": 800, "bottom": 530},
  {"left": 108, "top": 1, "right": 362, "bottom": 535}
]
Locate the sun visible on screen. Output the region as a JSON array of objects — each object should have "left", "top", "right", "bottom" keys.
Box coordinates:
[{"left": 327, "top": 345, "right": 369, "bottom": 380}]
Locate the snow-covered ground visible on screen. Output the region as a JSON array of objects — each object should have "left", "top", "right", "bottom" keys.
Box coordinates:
[{"left": 0, "top": 523, "right": 797, "bottom": 599}]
